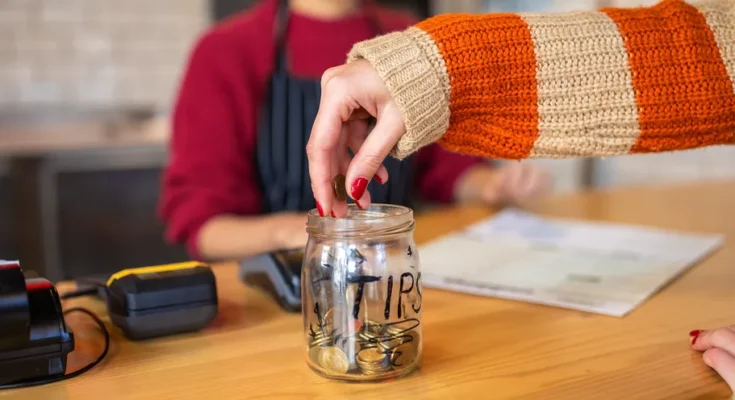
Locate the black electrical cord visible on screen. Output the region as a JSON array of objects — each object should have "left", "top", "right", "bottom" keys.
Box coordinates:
[
  {"left": 59, "top": 277, "right": 108, "bottom": 300},
  {"left": 60, "top": 286, "right": 100, "bottom": 300},
  {"left": 0, "top": 307, "right": 110, "bottom": 390}
]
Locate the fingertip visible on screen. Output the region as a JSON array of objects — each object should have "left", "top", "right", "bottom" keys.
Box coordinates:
[
  {"left": 374, "top": 165, "right": 389, "bottom": 185},
  {"left": 332, "top": 200, "right": 349, "bottom": 218},
  {"left": 350, "top": 176, "right": 369, "bottom": 201},
  {"left": 690, "top": 330, "right": 703, "bottom": 346},
  {"left": 356, "top": 190, "right": 372, "bottom": 210}
]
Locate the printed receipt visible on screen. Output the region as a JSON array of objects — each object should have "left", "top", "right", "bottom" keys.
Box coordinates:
[{"left": 419, "top": 209, "right": 724, "bottom": 317}]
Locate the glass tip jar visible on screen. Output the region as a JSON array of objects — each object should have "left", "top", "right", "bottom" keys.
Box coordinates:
[{"left": 302, "top": 204, "right": 423, "bottom": 382}]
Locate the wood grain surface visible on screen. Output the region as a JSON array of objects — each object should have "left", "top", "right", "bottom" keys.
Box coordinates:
[{"left": 3, "top": 180, "right": 734, "bottom": 400}]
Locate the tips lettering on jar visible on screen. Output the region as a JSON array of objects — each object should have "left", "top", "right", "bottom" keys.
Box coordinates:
[
  {"left": 351, "top": 177, "right": 368, "bottom": 201},
  {"left": 316, "top": 201, "right": 325, "bottom": 217}
]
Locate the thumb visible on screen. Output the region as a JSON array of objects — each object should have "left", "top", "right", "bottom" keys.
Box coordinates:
[{"left": 345, "top": 104, "right": 405, "bottom": 207}]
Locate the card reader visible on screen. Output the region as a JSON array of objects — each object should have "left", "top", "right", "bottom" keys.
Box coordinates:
[
  {"left": 105, "top": 261, "right": 218, "bottom": 340},
  {"left": 239, "top": 249, "right": 302, "bottom": 312}
]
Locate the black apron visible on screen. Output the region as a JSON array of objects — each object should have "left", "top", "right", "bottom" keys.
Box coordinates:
[{"left": 256, "top": 0, "right": 413, "bottom": 214}]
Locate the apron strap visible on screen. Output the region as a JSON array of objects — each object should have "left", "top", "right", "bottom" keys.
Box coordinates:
[{"left": 273, "top": 0, "right": 290, "bottom": 74}]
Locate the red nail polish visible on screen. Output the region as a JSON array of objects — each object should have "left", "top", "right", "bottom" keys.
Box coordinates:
[
  {"left": 690, "top": 330, "right": 702, "bottom": 345},
  {"left": 316, "top": 201, "right": 325, "bottom": 217},
  {"left": 331, "top": 210, "right": 336, "bottom": 218},
  {"left": 351, "top": 177, "right": 368, "bottom": 200},
  {"left": 374, "top": 174, "right": 384, "bottom": 184},
  {"left": 356, "top": 200, "right": 365, "bottom": 210}
]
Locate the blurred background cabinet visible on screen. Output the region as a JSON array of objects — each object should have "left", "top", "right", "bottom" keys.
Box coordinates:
[{"left": 0, "top": 165, "right": 15, "bottom": 260}]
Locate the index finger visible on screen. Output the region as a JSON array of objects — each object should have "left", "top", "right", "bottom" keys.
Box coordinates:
[{"left": 307, "top": 90, "right": 344, "bottom": 216}]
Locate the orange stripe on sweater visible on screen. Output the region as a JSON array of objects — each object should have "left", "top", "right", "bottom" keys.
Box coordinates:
[
  {"left": 416, "top": 14, "right": 539, "bottom": 159},
  {"left": 604, "top": 0, "right": 735, "bottom": 153}
]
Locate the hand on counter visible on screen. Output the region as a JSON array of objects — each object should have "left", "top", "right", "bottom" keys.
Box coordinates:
[
  {"left": 197, "top": 212, "right": 308, "bottom": 261},
  {"left": 454, "top": 162, "right": 553, "bottom": 208},
  {"left": 691, "top": 327, "right": 735, "bottom": 392}
]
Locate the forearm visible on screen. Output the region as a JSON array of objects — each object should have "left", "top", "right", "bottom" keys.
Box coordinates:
[
  {"left": 348, "top": 0, "right": 735, "bottom": 160},
  {"left": 453, "top": 165, "right": 499, "bottom": 205},
  {"left": 196, "top": 213, "right": 306, "bottom": 261}
]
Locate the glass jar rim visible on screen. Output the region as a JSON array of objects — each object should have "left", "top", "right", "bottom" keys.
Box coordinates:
[{"left": 306, "top": 204, "right": 414, "bottom": 238}]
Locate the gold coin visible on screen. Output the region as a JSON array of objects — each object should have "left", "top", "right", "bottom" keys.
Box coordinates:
[
  {"left": 311, "top": 335, "right": 331, "bottom": 347},
  {"left": 356, "top": 348, "right": 386, "bottom": 364},
  {"left": 320, "top": 346, "right": 350, "bottom": 374},
  {"left": 308, "top": 346, "right": 324, "bottom": 364},
  {"left": 356, "top": 348, "right": 390, "bottom": 374},
  {"left": 332, "top": 174, "right": 347, "bottom": 201}
]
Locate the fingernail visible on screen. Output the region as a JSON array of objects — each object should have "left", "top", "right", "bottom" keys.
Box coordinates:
[
  {"left": 351, "top": 177, "right": 368, "bottom": 200},
  {"left": 316, "top": 201, "right": 325, "bottom": 217},
  {"left": 374, "top": 174, "right": 384, "bottom": 184},
  {"left": 690, "top": 330, "right": 702, "bottom": 345},
  {"left": 356, "top": 200, "right": 365, "bottom": 210},
  {"left": 331, "top": 210, "right": 336, "bottom": 218}
]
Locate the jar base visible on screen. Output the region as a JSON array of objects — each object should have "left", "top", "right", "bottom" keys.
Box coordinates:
[{"left": 306, "top": 359, "right": 421, "bottom": 382}]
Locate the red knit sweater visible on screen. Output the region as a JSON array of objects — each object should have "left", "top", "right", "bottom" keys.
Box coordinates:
[{"left": 159, "top": 0, "right": 485, "bottom": 257}]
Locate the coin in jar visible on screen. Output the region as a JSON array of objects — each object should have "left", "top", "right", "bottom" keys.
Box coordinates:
[
  {"left": 308, "top": 345, "right": 324, "bottom": 364},
  {"left": 310, "top": 334, "right": 332, "bottom": 348},
  {"left": 356, "top": 348, "right": 390, "bottom": 374},
  {"left": 332, "top": 174, "right": 347, "bottom": 202},
  {"left": 357, "top": 348, "right": 386, "bottom": 364},
  {"left": 320, "top": 346, "right": 350, "bottom": 374}
]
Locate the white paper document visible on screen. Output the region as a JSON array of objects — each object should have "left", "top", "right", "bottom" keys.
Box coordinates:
[{"left": 419, "top": 209, "right": 724, "bottom": 317}]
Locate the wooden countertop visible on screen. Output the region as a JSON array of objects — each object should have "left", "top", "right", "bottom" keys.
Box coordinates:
[{"left": 5, "top": 180, "right": 734, "bottom": 399}]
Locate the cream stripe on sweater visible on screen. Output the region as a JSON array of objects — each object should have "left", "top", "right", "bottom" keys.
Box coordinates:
[
  {"left": 698, "top": 1, "right": 735, "bottom": 93},
  {"left": 522, "top": 11, "right": 641, "bottom": 157}
]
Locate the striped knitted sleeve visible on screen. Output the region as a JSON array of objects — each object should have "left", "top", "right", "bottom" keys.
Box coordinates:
[{"left": 347, "top": 0, "right": 735, "bottom": 160}]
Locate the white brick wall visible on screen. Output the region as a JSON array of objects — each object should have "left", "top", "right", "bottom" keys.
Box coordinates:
[{"left": 0, "top": 0, "right": 208, "bottom": 110}]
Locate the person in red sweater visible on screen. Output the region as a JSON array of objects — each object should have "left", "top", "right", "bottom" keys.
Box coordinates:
[{"left": 159, "top": 0, "right": 551, "bottom": 262}]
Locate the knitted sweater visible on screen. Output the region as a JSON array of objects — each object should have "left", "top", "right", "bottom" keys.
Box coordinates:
[{"left": 347, "top": 0, "right": 735, "bottom": 160}]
